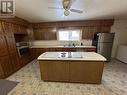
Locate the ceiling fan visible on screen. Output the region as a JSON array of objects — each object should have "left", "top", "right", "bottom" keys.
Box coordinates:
[{"left": 48, "top": 0, "right": 83, "bottom": 16}]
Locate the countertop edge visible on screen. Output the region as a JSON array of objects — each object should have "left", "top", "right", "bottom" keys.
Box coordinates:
[
  {"left": 37, "top": 52, "right": 106, "bottom": 61},
  {"left": 30, "top": 46, "right": 96, "bottom": 49}
]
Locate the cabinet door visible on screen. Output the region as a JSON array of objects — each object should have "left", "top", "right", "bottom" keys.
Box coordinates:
[
  {"left": 34, "top": 28, "right": 57, "bottom": 40},
  {"left": 84, "top": 48, "right": 96, "bottom": 52},
  {"left": 20, "top": 53, "right": 31, "bottom": 66},
  {"left": 0, "top": 22, "right": 3, "bottom": 35},
  {"left": 5, "top": 35, "right": 16, "bottom": 53},
  {"left": 35, "top": 48, "right": 45, "bottom": 58},
  {"left": 39, "top": 61, "right": 69, "bottom": 82},
  {"left": 20, "top": 26, "right": 27, "bottom": 34},
  {"left": 0, "top": 64, "right": 5, "bottom": 78},
  {"left": 82, "top": 26, "right": 97, "bottom": 39},
  {"left": 12, "top": 24, "right": 20, "bottom": 34},
  {"left": 69, "top": 61, "right": 104, "bottom": 83},
  {"left": 0, "top": 56, "right": 13, "bottom": 76},
  {"left": 10, "top": 52, "right": 20, "bottom": 71},
  {"left": 2, "top": 22, "right": 13, "bottom": 36},
  {"left": 0, "top": 35, "right": 8, "bottom": 57}
]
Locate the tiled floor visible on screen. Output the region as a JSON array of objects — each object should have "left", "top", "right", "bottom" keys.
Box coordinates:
[{"left": 7, "top": 59, "right": 127, "bottom": 95}]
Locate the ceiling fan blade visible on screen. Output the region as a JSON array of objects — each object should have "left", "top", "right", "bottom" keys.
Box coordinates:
[
  {"left": 68, "top": 0, "right": 77, "bottom": 8},
  {"left": 48, "top": 7, "right": 63, "bottom": 9},
  {"left": 70, "top": 9, "right": 83, "bottom": 13}
]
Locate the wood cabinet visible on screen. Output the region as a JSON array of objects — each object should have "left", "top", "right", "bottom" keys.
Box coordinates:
[
  {"left": 0, "top": 18, "right": 31, "bottom": 79},
  {"left": 0, "top": 64, "right": 4, "bottom": 78},
  {"left": 20, "top": 54, "right": 31, "bottom": 66},
  {"left": 82, "top": 26, "right": 97, "bottom": 39},
  {"left": 20, "top": 26, "right": 27, "bottom": 34},
  {"left": 10, "top": 52, "right": 20, "bottom": 71},
  {"left": 69, "top": 61, "right": 104, "bottom": 83},
  {"left": 39, "top": 61, "right": 69, "bottom": 82},
  {"left": 0, "top": 35, "right": 8, "bottom": 57},
  {"left": 2, "top": 22, "right": 13, "bottom": 36},
  {"left": 13, "top": 24, "right": 20, "bottom": 34},
  {"left": 84, "top": 48, "right": 96, "bottom": 52},
  {"left": 5, "top": 35, "right": 17, "bottom": 53},
  {"left": 19, "top": 48, "right": 33, "bottom": 67},
  {"left": 33, "top": 20, "right": 113, "bottom": 40},
  {"left": 31, "top": 48, "right": 45, "bottom": 58},
  {"left": 0, "top": 22, "right": 3, "bottom": 35},
  {"left": 0, "top": 21, "right": 31, "bottom": 79},
  {"left": 12, "top": 24, "right": 27, "bottom": 34},
  {"left": 39, "top": 60, "right": 104, "bottom": 84},
  {"left": 0, "top": 56, "right": 13, "bottom": 77},
  {"left": 34, "top": 28, "right": 57, "bottom": 40}
]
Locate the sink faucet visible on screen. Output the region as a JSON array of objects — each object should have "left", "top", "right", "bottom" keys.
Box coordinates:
[{"left": 72, "top": 43, "right": 75, "bottom": 47}]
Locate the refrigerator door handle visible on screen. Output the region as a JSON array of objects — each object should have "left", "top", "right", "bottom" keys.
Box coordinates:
[{"left": 98, "top": 44, "right": 100, "bottom": 52}]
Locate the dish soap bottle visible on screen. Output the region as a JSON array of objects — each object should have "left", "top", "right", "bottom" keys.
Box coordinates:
[{"left": 81, "top": 42, "right": 83, "bottom": 46}]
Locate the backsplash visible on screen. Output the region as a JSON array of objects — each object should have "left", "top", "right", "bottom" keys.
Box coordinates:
[{"left": 31, "top": 40, "right": 92, "bottom": 46}]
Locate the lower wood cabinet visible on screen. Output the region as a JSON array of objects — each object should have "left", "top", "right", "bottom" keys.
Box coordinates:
[
  {"left": 0, "top": 64, "right": 4, "bottom": 78},
  {"left": 9, "top": 52, "right": 20, "bottom": 71},
  {"left": 31, "top": 48, "right": 46, "bottom": 59},
  {"left": 39, "top": 61, "right": 69, "bottom": 82},
  {"left": 0, "top": 35, "right": 8, "bottom": 57},
  {"left": 39, "top": 60, "right": 104, "bottom": 84},
  {"left": 0, "top": 56, "right": 13, "bottom": 77},
  {"left": 19, "top": 50, "right": 34, "bottom": 67},
  {"left": 69, "top": 61, "right": 104, "bottom": 83},
  {"left": 0, "top": 53, "right": 21, "bottom": 78},
  {"left": 20, "top": 54, "right": 30, "bottom": 66}
]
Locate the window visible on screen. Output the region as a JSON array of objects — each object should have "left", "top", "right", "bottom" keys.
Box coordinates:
[{"left": 58, "top": 29, "right": 81, "bottom": 41}]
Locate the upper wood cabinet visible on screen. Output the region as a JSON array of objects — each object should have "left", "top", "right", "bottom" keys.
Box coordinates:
[
  {"left": 2, "top": 22, "right": 13, "bottom": 36},
  {"left": 0, "top": 22, "right": 3, "bottom": 35},
  {"left": 82, "top": 26, "right": 97, "bottom": 39},
  {"left": 12, "top": 24, "right": 28, "bottom": 34},
  {"left": 0, "top": 35, "right": 8, "bottom": 57},
  {"left": 97, "top": 26, "right": 111, "bottom": 33},
  {"left": 32, "top": 20, "right": 114, "bottom": 40},
  {"left": 12, "top": 24, "right": 20, "bottom": 34},
  {"left": 19, "top": 26, "right": 28, "bottom": 34},
  {"left": 5, "top": 35, "right": 16, "bottom": 53},
  {"left": 34, "top": 28, "right": 57, "bottom": 40}
]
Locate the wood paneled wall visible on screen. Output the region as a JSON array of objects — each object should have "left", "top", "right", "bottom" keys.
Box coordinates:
[
  {"left": 0, "top": 16, "right": 29, "bottom": 27},
  {"left": 32, "top": 19, "right": 114, "bottom": 40}
]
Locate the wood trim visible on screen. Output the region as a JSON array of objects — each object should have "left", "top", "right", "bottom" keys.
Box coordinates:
[{"left": 32, "top": 19, "right": 114, "bottom": 28}]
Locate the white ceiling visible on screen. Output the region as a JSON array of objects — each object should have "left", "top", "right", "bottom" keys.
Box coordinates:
[{"left": 15, "top": 0, "right": 127, "bottom": 22}]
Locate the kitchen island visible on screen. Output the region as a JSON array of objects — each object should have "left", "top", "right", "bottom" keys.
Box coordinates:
[{"left": 38, "top": 52, "right": 106, "bottom": 84}]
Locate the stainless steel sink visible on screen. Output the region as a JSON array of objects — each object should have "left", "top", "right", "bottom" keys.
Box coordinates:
[{"left": 58, "top": 52, "right": 82, "bottom": 58}]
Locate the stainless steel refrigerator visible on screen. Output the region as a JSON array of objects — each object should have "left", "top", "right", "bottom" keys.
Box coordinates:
[{"left": 92, "top": 33, "right": 115, "bottom": 61}]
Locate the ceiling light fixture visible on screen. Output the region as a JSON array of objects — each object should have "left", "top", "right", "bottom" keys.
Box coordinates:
[{"left": 64, "top": 9, "right": 70, "bottom": 16}]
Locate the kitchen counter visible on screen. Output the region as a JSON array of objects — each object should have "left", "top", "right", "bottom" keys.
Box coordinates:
[
  {"left": 31, "top": 45, "right": 96, "bottom": 49},
  {"left": 38, "top": 52, "right": 106, "bottom": 61},
  {"left": 38, "top": 52, "right": 106, "bottom": 84}
]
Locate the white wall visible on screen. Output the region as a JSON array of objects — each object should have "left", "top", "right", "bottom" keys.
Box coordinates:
[{"left": 111, "top": 19, "right": 127, "bottom": 58}]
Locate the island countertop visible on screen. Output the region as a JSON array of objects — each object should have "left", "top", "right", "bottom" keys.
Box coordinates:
[{"left": 38, "top": 52, "right": 106, "bottom": 61}]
